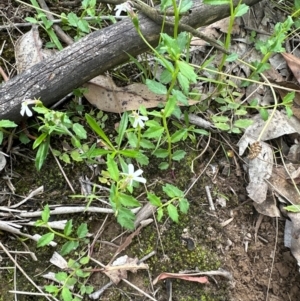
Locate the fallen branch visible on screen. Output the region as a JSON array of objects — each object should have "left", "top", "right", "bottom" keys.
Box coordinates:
[{"left": 0, "top": 0, "right": 261, "bottom": 122}]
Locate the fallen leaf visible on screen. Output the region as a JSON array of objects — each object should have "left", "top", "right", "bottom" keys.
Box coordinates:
[
  {"left": 282, "top": 52, "right": 300, "bottom": 84},
  {"left": 103, "top": 255, "right": 148, "bottom": 284},
  {"left": 153, "top": 272, "right": 208, "bottom": 285},
  {"left": 83, "top": 75, "right": 199, "bottom": 113}
]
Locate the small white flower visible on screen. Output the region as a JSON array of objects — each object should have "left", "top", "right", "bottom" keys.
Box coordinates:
[
  {"left": 20, "top": 99, "right": 37, "bottom": 117},
  {"left": 114, "top": 2, "right": 134, "bottom": 17},
  {"left": 122, "top": 164, "right": 146, "bottom": 186},
  {"left": 130, "top": 111, "right": 148, "bottom": 128}
]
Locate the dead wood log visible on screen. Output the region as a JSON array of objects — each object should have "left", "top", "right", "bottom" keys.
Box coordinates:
[{"left": 0, "top": 0, "right": 261, "bottom": 122}]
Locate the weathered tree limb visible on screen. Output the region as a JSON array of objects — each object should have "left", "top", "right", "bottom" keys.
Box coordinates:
[{"left": 0, "top": 0, "right": 261, "bottom": 122}]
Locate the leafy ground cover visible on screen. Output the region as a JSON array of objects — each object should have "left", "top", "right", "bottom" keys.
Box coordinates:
[{"left": 1, "top": 0, "right": 300, "bottom": 300}]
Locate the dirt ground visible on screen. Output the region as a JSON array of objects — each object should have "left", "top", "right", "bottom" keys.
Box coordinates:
[{"left": 1, "top": 0, "right": 300, "bottom": 301}]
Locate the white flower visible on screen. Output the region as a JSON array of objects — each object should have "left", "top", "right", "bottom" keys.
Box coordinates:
[
  {"left": 130, "top": 111, "right": 148, "bottom": 128},
  {"left": 122, "top": 164, "right": 146, "bottom": 186},
  {"left": 114, "top": 2, "right": 134, "bottom": 17},
  {"left": 20, "top": 99, "right": 37, "bottom": 117}
]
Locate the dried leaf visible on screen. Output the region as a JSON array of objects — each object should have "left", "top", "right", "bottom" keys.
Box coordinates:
[
  {"left": 282, "top": 52, "right": 300, "bottom": 84},
  {"left": 15, "top": 25, "right": 54, "bottom": 74},
  {"left": 83, "top": 75, "right": 198, "bottom": 113},
  {"left": 103, "top": 255, "right": 148, "bottom": 284},
  {"left": 153, "top": 272, "right": 208, "bottom": 285}
]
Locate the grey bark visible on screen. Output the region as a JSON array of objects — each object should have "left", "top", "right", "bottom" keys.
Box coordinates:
[{"left": 0, "top": 0, "right": 261, "bottom": 122}]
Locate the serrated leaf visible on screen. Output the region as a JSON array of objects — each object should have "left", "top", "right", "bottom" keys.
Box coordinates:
[
  {"left": 157, "top": 207, "right": 164, "bottom": 221},
  {"left": 61, "top": 287, "right": 72, "bottom": 301},
  {"left": 80, "top": 256, "right": 90, "bottom": 265},
  {"left": 146, "top": 79, "right": 167, "bottom": 95},
  {"left": 167, "top": 204, "right": 179, "bottom": 222},
  {"left": 45, "top": 285, "right": 59, "bottom": 293},
  {"left": 163, "top": 183, "right": 184, "bottom": 198},
  {"left": 37, "top": 232, "right": 55, "bottom": 248},
  {"left": 55, "top": 272, "right": 68, "bottom": 282},
  {"left": 147, "top": 193, "right": 162, "bottom": 206},
  {"left": 214, "top": 122, "right": 230, "bottom": 131},
  {"left": 233, "top": 119, "right": 253, "bottom": 129},
  {"left": 60, "top": 241, "right": 79, "bottom": 255},
  {"left": 0, "top": 120, "right": 17, "bottom": 128},
  {"left": 119, "top": 193, "right": 141, "bottom": 207},
  {"left": 172, "top": 150, "right": 186, "bottom": 161},
  {"left": 153, "top": 149, "right": 169, "bottom": 158},
  {"left": 177, "top": 61, "right": 197, "bottom": 83},
  {"left": 107, "top": 155, "right": 119, "bottom": 182},
  {"left": 41, "top": 204, "right": 50, "bottom": 223},
  {"left": 72, "top": 123, "right": 87, "bottom": 139},
  {"left": 77, "top": 223, "right": 88, "bottom": 238},
  {"left": 143, "top": 126, "right": 164, "bottom": 138},
  {"left": 179, "top": 198, "right": 189, "bottom": 214},
  {"left": 64, "top": 219, "right": 73, "bottom": 236},
  {"left": 159, "top": 162, "right": 169, "bottom": 170}
]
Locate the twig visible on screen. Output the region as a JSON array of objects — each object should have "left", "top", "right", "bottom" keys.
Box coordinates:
[
  {"left": 0, "top": 242, "right": 59, "bottom": 301},
  {"left": 50, "top": 146, "right": 75, "bottom": 193},
  {"left": 89, "top": 251, "right": 156, "bottom": 300},
  {"left": 205, "top": 186, "right": 215, "bottom": 211},
  {"left": 179, "top": 268, "right": 233, "bottom": 281}
]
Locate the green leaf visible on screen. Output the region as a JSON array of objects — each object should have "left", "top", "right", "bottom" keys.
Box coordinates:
[
  {"left": 157, "top": 207, "right": 164, "bottom": 221},
  {"left": 259, "top": 108, "right": 269, "bottom": 121},
  {"left": 147, "top": 193, "right": 162, "bottom": 207},
  {"left": 80, "top": 256, "right": 90, "bottom": 265},
  {"left": 0, "top": 120, "right": 17, "bottom": 128},
  {"left": 64, "top": 219, "right": 73, "bottom": 236},
  {"left": 33, "top": 132, "right": 48, "bottom": 149},
  {"left": 159, "top": 162, "right": 169, "bottom": 170},
  {"left": 76, "top": 269, "right": 90, "bottom": 278},
  {"left": 25, "top": 17, "right": 39, "bottom": 24},
  {"left": 41, "top": 205, "right": 50, "bottom": 223},
  {"left": 37, "top": 232, "right": 55, "bottom": 248},
  {"left": 44, "top": 285, "right": 59, "bottom": 294},
  {"left": 146, "top": 79, "right": 167, "bottom": 95},
  {"left": 55, "top": 272, "right": 68, "bottom": 281},
  {"left": 85, "top": 114, "right": 114, "bottom": 150},
  {"left": 172, "top": 89, "right": 188, "bottom": 105},
  {"left": 234, "top": 3, "right": 249, "bottom": 17},
  {"left": 143, "top": 126, "right": 164, "bottom": 138},
  {"left": 286, "top": 106, "right": 293, "bottom": 118},
  {"left": 107, "top": 154, "right": 119, "bottom": 182},
  {"left": 177, "top": 61, "right": 197, "bottom": 83},
  {"left": 225, "top": 53, "right": 238, "bottom": 62},
  {"left": 153, "top": 149, "right": 169, "bottom": 158},
  {"left": 172, "top": 150, "right": 186, "bottom": 161},
  {"left": 233, "top": 119, "right": 253, "bottom": 129},
  {"left": 119, "top": 193, "right": 141, "bottom": 207},
  {"left": 60, "top": 241, "right": 79, "bottom": 255},
  {"left": 72, "top": 123, "right": 87, "bottom": 139},
  {"left": 61, "top": 153, "right": 71, "bottom": 164},
  {"left": 211, "top": 115, "right": 229, "bottom": 123},
  {"left": 177, "top": 72, "right": 190, "bottom": 94},
  {"left": 140, "top": 139, "right": 155, "bottom": 149},
  {"left": 163, "top": 183, "right": 184, "bottom": 198},
  {"left": 67, "top": 12, "right": 79, "bottom": 27},
  {"left": 179, "top": 198, "right": 189, "bottom": 214},
  {"left": 35, "top": 135, "right": 50, "bottom": 170},
  {"left": 78, "top": 19, "right": 90, "bottom": 33},
  {"left": 282, "top": 91, "right": 295, "bottom": 104},
  {"left": 179, "top": 0, "right": 193, "bottom": 13},
  {"left": 284, "top": 205, "right": 300, "bottom": 212},
  {"left": 214, "top": 122, "right": 230, "bottom": 131},
  {"left": 77, "top": 223, "right": 88, "bottom": 238},
  {"left": 0, "top": 132, "right": 3, "bottom": 145},
  {"left": 164, "top": 96, "right": 177, "bottom": 118},
  {"left": 61, "top": 287, "right": 72, "bottom": 301},
  {"left": 70, "top": 150, "right": 83, "bottom": 162},
  {"left": 171, "top": 129, "right": 187, "bottom": 143},
  {"left": 116, "top": 207, "right": 135, "bottom": 229},
  {"left": 167, "top": 204, "right": 179, "bottom": 222},
  {"left": 160, "top": 69, "right": 172, "bottom": 84},
  {"left": 117, "top": 111, "right": 129, "bottom": 147}
]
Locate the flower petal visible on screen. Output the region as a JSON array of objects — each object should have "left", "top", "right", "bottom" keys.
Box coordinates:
[
  {"left": 134, "top": 176, "right": 146, "bottom": 183},
  {"left": 127, "top": 164, "right": 134, "bottom": 175},
  {"left": 133, "top": 169, "right": 143, "bottom": 177}
]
